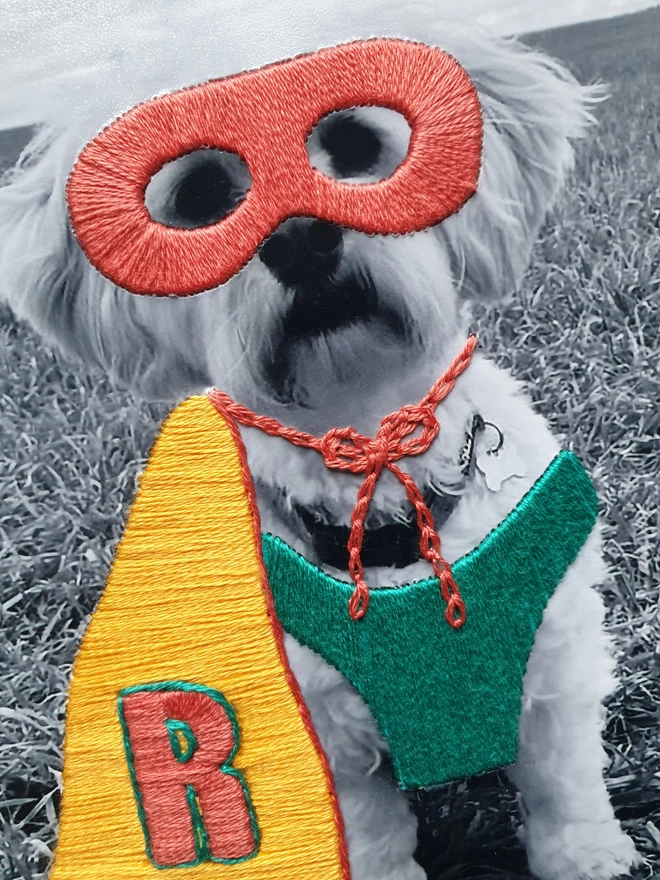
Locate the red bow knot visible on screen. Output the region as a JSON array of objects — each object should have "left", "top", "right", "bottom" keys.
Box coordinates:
[{"left": 208, "top": 336, "right": 477, "bottom": 626}]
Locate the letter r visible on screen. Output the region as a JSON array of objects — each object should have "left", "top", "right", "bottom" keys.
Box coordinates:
[{"left": 119, "top": 683, "right": 258, "bottom": 867}]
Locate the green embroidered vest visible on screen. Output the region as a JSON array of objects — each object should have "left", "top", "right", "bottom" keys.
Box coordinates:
[{"left": 262, "top": 451, "right": 597, "bottom": 789}]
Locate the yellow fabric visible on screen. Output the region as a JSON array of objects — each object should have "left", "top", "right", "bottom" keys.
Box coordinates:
[{"left": 51, "top": 396, "right": 346, "bottom": 879}]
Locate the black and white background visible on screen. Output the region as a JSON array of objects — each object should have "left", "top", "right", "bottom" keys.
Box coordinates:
[{"left": 0, "top": 2, "right": 658, "bottom": 878}]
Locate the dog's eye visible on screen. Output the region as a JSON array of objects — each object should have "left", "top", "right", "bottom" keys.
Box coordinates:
[
  {"left": 318, "top": 115, "right": 382, "bottom": 177},
  {"left": 145, "top": 149, "right": 251, "bottom": 229},
  {"left": 173, "top": 163, "right": 240, "bottom": 226},
  {"left": 308, "top": 108, "right": 411, "bottom": 184}
]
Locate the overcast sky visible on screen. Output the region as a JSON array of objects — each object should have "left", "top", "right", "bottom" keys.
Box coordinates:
[
  {"left": 1, "top": 0, "right": 658, "bottom": 130},
  {"left": 479, "top": 0, "right": 657, "bottom": 33}
]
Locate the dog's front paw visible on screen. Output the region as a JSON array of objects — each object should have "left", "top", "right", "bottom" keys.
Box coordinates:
[{"left": 524, "top": 818, "right": 640, "bottom": 880}]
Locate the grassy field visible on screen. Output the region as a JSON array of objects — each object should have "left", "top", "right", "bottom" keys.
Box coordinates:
[{"left": 1, "top": 6, "right": 659, "bottom": 879}]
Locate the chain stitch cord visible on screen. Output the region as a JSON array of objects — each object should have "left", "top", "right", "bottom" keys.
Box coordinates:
[{"left": 208, "top": 336, "right": 477, "bottom": 625}]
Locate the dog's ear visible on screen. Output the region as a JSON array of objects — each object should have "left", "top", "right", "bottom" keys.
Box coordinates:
[
  {"left": 439, "top": 33, "right": 605, "bottom": 301},
  {"left": 0, "top": 126, "right": 211, "bottom": 399}
]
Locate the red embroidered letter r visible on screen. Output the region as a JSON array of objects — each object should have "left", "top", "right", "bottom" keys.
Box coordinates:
[{"left": 119, "top": 682, "right": 259, "bottom": 867}]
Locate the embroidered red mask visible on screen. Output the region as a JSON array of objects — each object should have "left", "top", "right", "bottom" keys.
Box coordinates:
[{"left": 67, "top": 38, "right": 483, "bottom": 296}]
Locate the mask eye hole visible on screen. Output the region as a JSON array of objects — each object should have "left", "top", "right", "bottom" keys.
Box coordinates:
[
  {"left": 145, "top": 148, "right": 252, "bottom": 228},
  {"left": 307, "top": 107, "right": 412, "bottom": 184},
  {"left": 320, "top": 114, "right": 381, "bottom": 176}
]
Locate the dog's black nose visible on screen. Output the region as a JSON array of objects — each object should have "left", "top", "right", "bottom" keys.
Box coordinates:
[{"left": 259, "top": 218, "right": 343, "bottom": 286}]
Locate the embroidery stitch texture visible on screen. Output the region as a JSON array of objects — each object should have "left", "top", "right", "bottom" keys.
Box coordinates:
[
  {"left": 262, "top": 451, "right": 598, "bottom": 788},
  {"left": 50, "top": 397, "right": 349, "bottom": 879},
  {"left": 118, "top": 682, "right": 259, "bottom": 868},
  {"left": 67, "top": 39, "right": 482, "bottom": 296}
]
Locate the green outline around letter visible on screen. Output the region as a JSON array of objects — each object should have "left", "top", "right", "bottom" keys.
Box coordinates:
[
  {"left": 117, "top": 680, "right": 260, "bottom": 869},
  {"left": 165, "top": 719, "right": 198, "bottom": 763}
]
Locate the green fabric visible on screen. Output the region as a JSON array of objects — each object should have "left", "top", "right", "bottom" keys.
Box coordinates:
[{"left": 262, "top": 451, "right": 598, "bottom": 789}]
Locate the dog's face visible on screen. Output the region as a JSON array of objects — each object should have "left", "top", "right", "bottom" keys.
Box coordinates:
[
  {"left": 143, "top": 105, "right": 459, "bottom": 433},
  {"left": 0, "top": 7, "right": 600, "bottom": 575},
  {"left": 136, "top": 100, "right": 482, "bottom": 573}
]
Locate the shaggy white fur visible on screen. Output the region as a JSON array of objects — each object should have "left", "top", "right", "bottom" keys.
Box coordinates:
[{"left": 0, "top": 1, "right": 641, "bottom": 878}]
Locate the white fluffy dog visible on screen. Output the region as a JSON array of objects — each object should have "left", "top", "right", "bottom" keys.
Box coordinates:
[{"left": 0, "top": 1, "right": 641, "bottom": 878}]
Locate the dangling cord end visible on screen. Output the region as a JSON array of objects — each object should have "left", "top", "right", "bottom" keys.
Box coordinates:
[
  {"left": 438, "top": 567, "right": 466, "bottom": 629},
  {"left": 347, "top": 470, "right": 380, "bottom": 620},
  {"left": 348, "top": 581, "right": 370, "bottom": 620}
]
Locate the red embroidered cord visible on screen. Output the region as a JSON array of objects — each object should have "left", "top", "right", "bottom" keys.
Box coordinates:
[{"left": 208, "top": 336, "right": 477, "bottom": 626}]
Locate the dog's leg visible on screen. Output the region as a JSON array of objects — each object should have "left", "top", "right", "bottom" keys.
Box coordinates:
[
  {"left": 285, "top": 636, "right": 426, "bottom": 880},
  {"left": 332, "top": 768, "right": 425, "bottom": 880},
  {"left": 509, "top": 538, "right": 639, "bottom": 880}
]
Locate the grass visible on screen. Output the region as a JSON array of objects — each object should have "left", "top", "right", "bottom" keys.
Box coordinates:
[{"left": 1, "top": 6, "right": 659, "bottom": 878}]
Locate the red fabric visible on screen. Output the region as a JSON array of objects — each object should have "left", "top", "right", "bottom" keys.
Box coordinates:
[
  {"left": 209, "top": 335, "right": 477, "bottom": 624},
  {"left": 121, "top": 688, "right": 256, "bottom": 866},
  {"left": 67, "top": 39, "right": 483, "bottom": 296}
]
